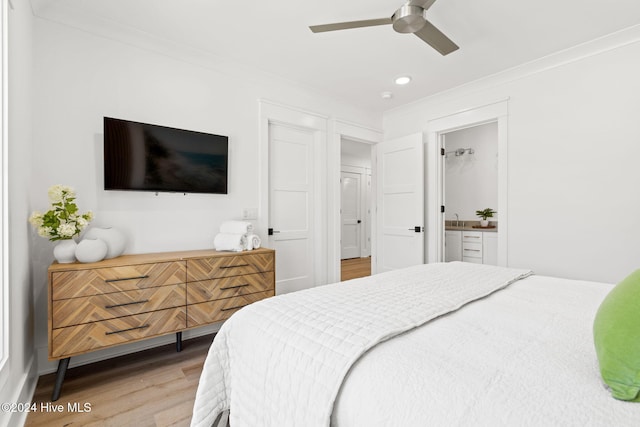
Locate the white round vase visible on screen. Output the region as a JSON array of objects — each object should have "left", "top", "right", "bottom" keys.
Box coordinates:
[
  {"left": 480, "top": 219, "right": 489, "bottom": 227},
  {"left": 84, "top": 227, "right": 126, "bottom": 259},
  {"left": 53, "top": 239, "right": 77, "bottom": 263},
  {"left": 75, "top": 238, "right": 108, "bottom": 263}
]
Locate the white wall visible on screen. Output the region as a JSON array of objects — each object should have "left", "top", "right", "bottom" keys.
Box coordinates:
[
  {"left": 29, "top": 16, "right": 380, "bottom": 374},
  {"left": 341, "top": 138, "right": 372, "bottom": 169},
  {"left": 444, "top": 122, "right": 498, "bottom": 221},
  {"left": 384, "top": 26, "right": 640, "bottom": 283},
  {"left": 0, "top": 2, "right": 38, "bottom": 427}
]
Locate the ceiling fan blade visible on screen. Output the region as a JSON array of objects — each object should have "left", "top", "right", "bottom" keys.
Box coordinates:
[
  {"left": 413, "top": 19, "right": 459, "bottom": 55},
  {"left": 309, "top": 17, "right": 392, "bottom": 33},
  {"left": 408, "top": 0, "right": 437, "bottom": 10}
]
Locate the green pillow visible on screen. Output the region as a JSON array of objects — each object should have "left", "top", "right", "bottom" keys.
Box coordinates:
[{"left": 593, "top": 269, "right": 640, "bottom": 401}]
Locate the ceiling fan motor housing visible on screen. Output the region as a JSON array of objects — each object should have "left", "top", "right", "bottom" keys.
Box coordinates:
[{"left": 392, "top": 5, "right": 426, "bottom": 33}]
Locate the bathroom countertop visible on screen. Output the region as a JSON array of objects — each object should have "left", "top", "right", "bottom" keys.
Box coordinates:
[{"left": 445, "top": 221, "right": 498, "bottom": 232}]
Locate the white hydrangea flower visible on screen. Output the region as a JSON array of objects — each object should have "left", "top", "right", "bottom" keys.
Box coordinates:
[
  {"left": 48, "top": 185, "right": 65, "bottom": 203},
  {"left": 38, "top": 226, "right": 53, "bottom": 238},
  {"left": 58, "top": 223, "right": 77, "bottom": 238},
  {"left": 28, "top": 211, "right": 44, "bottom": 227},
  {"left": 48, "top": 185, "right": 75, "bottom": 204},
  {"left": 76, "top": 217, "right": 88, "bottom": 229}
]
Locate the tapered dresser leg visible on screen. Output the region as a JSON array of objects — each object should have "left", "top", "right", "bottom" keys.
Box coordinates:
[
  {"left": 176, "top": 332, "right": 182, "bottom": 352},
  {"left": 51, "top": 357, "right": 70, "bottom": 402}
]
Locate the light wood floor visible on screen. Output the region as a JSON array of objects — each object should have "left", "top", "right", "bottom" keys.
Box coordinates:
[
  {"left": 26, "top": 334, "right": 213, "bottom": 427},
  {"left": 341, "top": 257, "right": 371, "bottom": 281}
]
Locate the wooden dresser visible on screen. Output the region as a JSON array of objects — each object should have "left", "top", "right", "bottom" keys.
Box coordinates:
[{"left": 47, "top": 248, "right": 275, "bottom": 400}]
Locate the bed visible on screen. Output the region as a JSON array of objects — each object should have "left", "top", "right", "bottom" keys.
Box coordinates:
[{"left": 190, "top": 262, "right": 640, "bottom": 427}]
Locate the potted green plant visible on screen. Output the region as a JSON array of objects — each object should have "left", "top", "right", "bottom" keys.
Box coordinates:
[{"left": 475, "top": 208, "right": 496, "bottom": 228}]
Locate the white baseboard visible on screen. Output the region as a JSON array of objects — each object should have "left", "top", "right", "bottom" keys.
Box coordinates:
[
  {"left": 36, "top": 323, "right": 220, "bottom": 375},
  {"left": 0, "top": 355, "right": 38, "bottom": 427}
]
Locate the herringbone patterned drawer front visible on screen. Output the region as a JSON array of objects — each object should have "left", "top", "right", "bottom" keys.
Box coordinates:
[
  {"left": 48, "top": 249, "right": 275, "bottom": 368},
  {"left": 186, "top": 291, "right": 273, "bottom": 328},
  {"left": 51, "top": 307, "right": 187, "bottom": 358},
  {"left": 52, "top": 261, "right": 186, "bottom": 300},
  {"left": 187, "top": 272, "right": 274, "bottom": 304},
  {"left": 186, "top": 253, "right": 274, "bottom": 281},
  {"left": 52, "top": 284, "right": 186, "bottom": 328}
]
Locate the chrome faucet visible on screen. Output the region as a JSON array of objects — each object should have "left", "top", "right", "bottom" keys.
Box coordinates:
[{"left": 454, "top": 213, "right": 459, "bottom": 227}]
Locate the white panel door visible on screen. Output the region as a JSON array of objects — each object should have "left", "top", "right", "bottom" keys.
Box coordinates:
[
  {"left": 341, "top": 171, "right": 361, "bottom": 259},
  {"left": 376, "top": 133, "right": 424, "bottom": 272},
  {"left": 269, "top": 123, "right": 314, "bottom": 294}
]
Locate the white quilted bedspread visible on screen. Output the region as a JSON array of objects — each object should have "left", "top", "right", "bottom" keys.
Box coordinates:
[
  {"left": 190, "top": 262, "right": 532, "bottom": 427},
  {"left": 332, "top": 275, "right": 640, "bottom": 427}
]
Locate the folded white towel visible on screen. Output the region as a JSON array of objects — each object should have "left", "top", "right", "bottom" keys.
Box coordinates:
[
  {"left": 214, "top": 233, "right": 248, "bottom": 252},
  {"left": 220, "top": 221, "right": 253, "bottom": 235},
  {"left": 246, "top": 234, "right": 261, "bottom": 250}
]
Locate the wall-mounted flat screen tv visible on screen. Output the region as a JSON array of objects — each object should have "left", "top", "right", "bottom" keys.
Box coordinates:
[{"left": 104, "top": 117, "right": 228, "bottom": 194}]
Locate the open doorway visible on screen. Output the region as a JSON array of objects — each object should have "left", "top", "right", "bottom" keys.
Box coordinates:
[
  {"left": 340, "top": 138, "right": 372, "bottom": 281},
  {"left": 442, "top": 122, "right": 499, "bottom": 265},
  {"left": 426, "top": 99, "right": 508, "bottom": 266}
]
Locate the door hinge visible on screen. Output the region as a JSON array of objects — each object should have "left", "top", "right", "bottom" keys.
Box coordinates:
[
  {"left": 441, "top": 148, "right": 445, "bottom": 156},
  {"left": 441, "top": 205, "right": 445, "bottom": 213}
]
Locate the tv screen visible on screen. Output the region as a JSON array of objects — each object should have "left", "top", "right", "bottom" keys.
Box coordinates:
[{"left": 103, "top": 117, "right": 228, "bottom": 194}]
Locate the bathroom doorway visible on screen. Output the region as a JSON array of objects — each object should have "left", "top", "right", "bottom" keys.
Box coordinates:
[
  {"left": 442, "top": 122, "right": 499, "bottom": 264},
  {"left": 425, "top": 99, "right": 509, "bottom": 266}
]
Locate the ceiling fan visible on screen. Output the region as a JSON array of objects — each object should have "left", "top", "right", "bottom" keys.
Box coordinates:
[{"left": 309, "top": 0, "right": 458, "bottom": 56}]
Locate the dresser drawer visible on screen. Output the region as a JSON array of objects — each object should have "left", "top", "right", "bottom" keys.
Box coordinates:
[
  {"left": 187, "top": 272, "right": 274, "bottom": 304},
  {"left": 52, "top": 261, "right": 186, "bottom": 300},
  {"left": 187, "top": 253, "right": 274, "bottom": 281},
  {"left": 52, "top": 284, "right": 186, "bottom": 328},
  {"left": 186, "top": 291, "right": 273, "bottom": 328},
  {"left": 50, "top": 307, "right": 186, "bottom": 358}
]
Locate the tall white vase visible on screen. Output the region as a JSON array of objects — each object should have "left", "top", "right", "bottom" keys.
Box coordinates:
[
  {"left": 84, "top": 227, "right": 126, "bottom": 259},
  {"left": 53, "top": 239, "right": 77, "bottom": 263}
]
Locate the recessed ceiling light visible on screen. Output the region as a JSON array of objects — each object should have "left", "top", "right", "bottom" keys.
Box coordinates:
[
  {"left": 394, "top": 76, "right": 412, "bottom": 85},
  {"left": 381, "top": 91, "right": 393, "bottom": 99}
]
